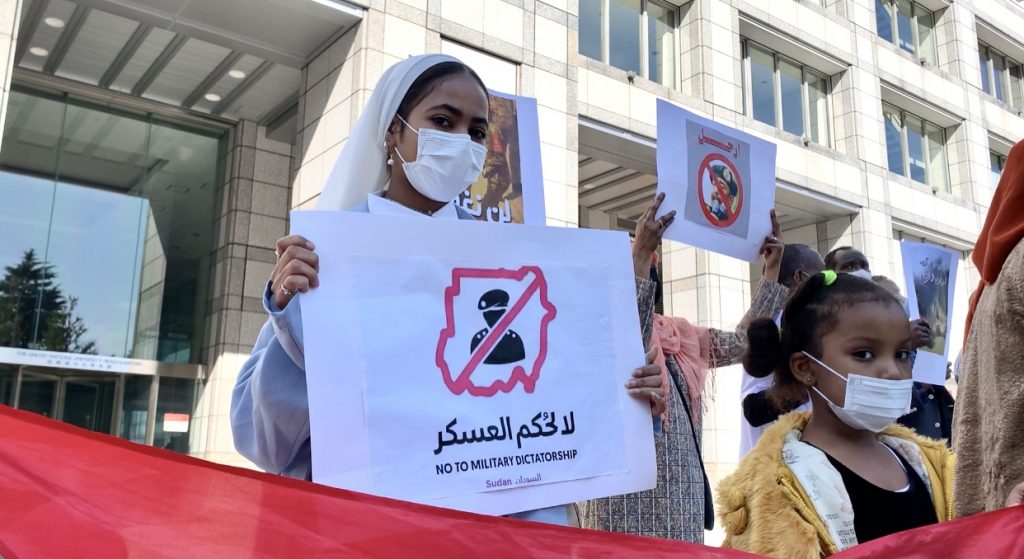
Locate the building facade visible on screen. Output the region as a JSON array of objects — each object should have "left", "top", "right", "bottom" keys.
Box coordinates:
[{"left": 0, "top": 0, "right": 1021, "bottom": 540}]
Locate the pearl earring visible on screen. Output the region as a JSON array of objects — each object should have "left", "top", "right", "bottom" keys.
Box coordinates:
[{"left": 384, "top": 141, "right": 394, "bottom": 166}]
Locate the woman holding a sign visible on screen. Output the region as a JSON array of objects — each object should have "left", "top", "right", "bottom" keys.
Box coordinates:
[
  {"left": 578, "top": 194, "right": 792, "bottom": 542},
  {"left": 231, "top": 54, "right": 666, "bottom": 527}
]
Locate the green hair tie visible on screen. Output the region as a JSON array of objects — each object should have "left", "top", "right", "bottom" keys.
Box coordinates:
[{"left": 822, "top": 270, "right": 838, "bottom": 286}]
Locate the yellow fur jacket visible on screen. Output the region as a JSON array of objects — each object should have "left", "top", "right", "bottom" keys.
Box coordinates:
[{"left": 717, "top": 412, "right": 955, "bottom": 559}]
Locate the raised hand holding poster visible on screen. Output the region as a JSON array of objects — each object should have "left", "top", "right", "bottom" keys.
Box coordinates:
[
  {"left": 900, "top": 240, "right": 960, "bottom": 385},
  {"left": 655, "top": 99, "right": 777, "bottom": 261},
  {"left": 293, "top": 211, "right": 655, "bottom": 515},
  {"left": 456, "top": 91, "right": 546, "bottom": 225}
]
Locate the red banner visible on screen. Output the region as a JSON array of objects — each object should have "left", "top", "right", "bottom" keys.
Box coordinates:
[
  {"left": 0, "top": 404, "right": 1020, "bottom": 558},
  {"left": 833, "top": 505, "right": 1024, "bottom": 559}
]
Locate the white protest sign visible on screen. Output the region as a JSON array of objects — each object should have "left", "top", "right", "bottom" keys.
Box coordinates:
[
  {"left": 294, "top": 211, "right": 655, "bottom": 516},
  {"left": 900, "top": 241, "right": 960, "bottom": 385},
  {"left": 655, "top": 99, "right": 777, "bottom": 261},
  {"left": 456, "top": 91, "right": 546, "bottom": 225}
]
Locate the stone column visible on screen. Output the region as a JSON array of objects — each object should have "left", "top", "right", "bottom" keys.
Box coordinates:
[{"left": 191, "top": 120, "right": 294, "bottom": 467}]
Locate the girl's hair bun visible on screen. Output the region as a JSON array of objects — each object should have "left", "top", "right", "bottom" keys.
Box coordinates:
[{"left": 744, "top": 318, "right": 782, "bottom": 378}]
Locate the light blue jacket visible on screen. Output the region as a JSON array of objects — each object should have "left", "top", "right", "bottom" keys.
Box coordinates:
[{"left": 230, "top": 199, "right": 572, "bottom": 525}]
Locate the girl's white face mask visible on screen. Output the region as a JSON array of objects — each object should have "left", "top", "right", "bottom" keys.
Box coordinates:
[
  {"left": 393, "top": 115, "right": 486, "bottom": 203},
  {"left": 803, "top": 351, "right": 912, "bottom": 433}
]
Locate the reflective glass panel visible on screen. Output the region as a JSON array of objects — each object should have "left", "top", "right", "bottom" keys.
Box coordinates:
[
  {"left": 749, "top": 44, "right": 776, "bottom": 126},
  {"left": 580, "top": 0, "right": 604, "bottom": 61},
  {"left": 917, "top": 10, "right": 936, "bottom": 65},
  {"left": 1010, "top": 64, "right": 1024, "bottom": 109},
  {"left": 18, "top": 373, "right": 56, "bottom": 418},
  {"left": 993, "top": 53, "right": 1007, "bottom": 102},
  {"left": 648, "top": 2, "right": 675, "bottom": 86},
  {"left": 876, "top": 0, "right": 895, "bottom": 44},
  {"left": 779, "top": 59, "right": 804, "bottom": 136},
  {"left": 980, "top": 47, "right": 992, "bottom": 94},
  {"left": 120, "top": 374, "right": 150, "bottom": 443},
  {"left": 609, "top": 0, "right": 642, "bottom": 74},
  {"left": 905, "top": 115, "right": 927, "bottom": 183},
  {"left": 0, "top": 87, "right": 222, "bottom": 364},
  {"left": 884, "top": 105, "right": 905, "bottom": 175},
  {"left": 896, "top": 0, "right": 914, "bottom": 54},
  {"left": 991, "top": 152, "right": 1005, "bottom": 188},
  {"left": 0, "top": 364, "right": 15, "bottom": 406},
  {"left": 808, "top": 73, "right": 829, "bottom": 145},
  {"left": 925, "top": 124, "right": 947, "bottom": 190},
  {"left": 154, "top": 376, "right": 196, "bottom": 453},
  {"left": 62, "top": 377, "right": 116, "bottom": 434}
]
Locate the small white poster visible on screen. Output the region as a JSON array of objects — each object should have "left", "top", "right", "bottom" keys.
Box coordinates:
[
  {"left": 655, "top": 99, "right": 777, "bottom": 261},
  {"left": 294, "top": 211, "right": 655, "bottom": 516},
  {"left": 900, "top": 241, "right": 960, "bottom": 385},
  {"left": 455, "top": 91, "right": 546, "bottom": 225}
]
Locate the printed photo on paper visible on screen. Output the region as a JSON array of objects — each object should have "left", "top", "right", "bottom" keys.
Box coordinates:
[
  {"left": 900, "top": 240, "right": 960, "bottom": 385},
  {"left": 911, "top": 252, "right": 953, "bottom": 356},
  {"left": 456, "top": 92, "right": 545, "bottom": 225},
  {"left": 656, "top": 100, "right": 776, "bottom": 262},
  {"left": 683, "top": 121, "right": 752, "bottom": 239}
]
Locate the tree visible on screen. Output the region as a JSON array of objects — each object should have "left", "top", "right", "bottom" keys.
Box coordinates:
[
  {"left": 0, "top": 249, "right": 95, "bottom": 354},
  {"left": 41, "top": 296, "right": 96, "bottom": 354}
]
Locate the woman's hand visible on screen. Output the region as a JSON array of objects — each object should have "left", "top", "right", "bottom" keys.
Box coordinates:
[
  {"left": 626, "top": 347, "right": 666, "bottom": 417},
  {"left": 271, "top": 235, "right": 319, "bottom": 309},
  {"left": 1006, "top": 481, "right": 1024, "bottom": 507},
  {"left": 760, "top": 210, "right": 784, "bottom": 282},
  {"left": 632, "top": 192, "right": 676, "bottom": 278}
]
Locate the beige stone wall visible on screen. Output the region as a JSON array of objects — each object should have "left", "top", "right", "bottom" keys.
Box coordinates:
[{"left": 191, "top": 120, "right": 294, "bottom": 467}]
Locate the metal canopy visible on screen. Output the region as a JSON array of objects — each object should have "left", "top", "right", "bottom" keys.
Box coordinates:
[{"left": 15, "top": 0, "right": 363, "bottom": 126}]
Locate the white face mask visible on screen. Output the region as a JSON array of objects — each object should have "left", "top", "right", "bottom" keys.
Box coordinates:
[
  {"left": 393, "top": 115, "right": 487, "bottom": 203},
  {"left": 846, "top": 269, "right": 873, "bottom": 281},
  {"left": 803, "top": 351, "right": 912, "bottom": 433}
]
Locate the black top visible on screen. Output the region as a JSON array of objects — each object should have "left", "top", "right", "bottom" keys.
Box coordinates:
[
  {"left": 820, "top": 445, "right": 938, "bottom": 543},
  {"left": 897, "top": 382, "right": 955, "bottom": 445}
]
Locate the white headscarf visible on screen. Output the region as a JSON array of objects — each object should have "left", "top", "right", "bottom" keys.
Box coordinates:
[{"left": 316, "top": 53, "right": 462, "bottom": 211}]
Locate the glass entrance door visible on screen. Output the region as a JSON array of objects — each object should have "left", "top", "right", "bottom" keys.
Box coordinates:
[
  {"left": 61, "top": 376, "right": 117, "bottom": 433},
  {"left": 8, "top": 368, "right": 120, "bottom": 435},
  {"left": 0, "top": 364, "right": 197, "bottom": 451},
  {"left": 17, "top": 371, "right": 59, "bottom": 418}
]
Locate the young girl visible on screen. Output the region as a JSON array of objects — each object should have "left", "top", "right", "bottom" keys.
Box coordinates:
[{"left": 717, "top": 270, "right": 955, "bottom": 557}]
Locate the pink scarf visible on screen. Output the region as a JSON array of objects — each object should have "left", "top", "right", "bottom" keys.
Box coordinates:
[{"left": 649, "top": 314, "right": 711, "bottom": 430}]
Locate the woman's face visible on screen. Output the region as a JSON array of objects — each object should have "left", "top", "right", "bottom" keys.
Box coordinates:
[
  {"left": 803, "top": 300, "right": 913, "bottom": 407},
  {"left": 387, "top": 73, "right": 489, "bottom": 183}
]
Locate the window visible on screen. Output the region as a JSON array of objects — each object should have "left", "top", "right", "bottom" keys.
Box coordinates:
[
  {"left": 579, "top": 0, "right": 677, "bottom": 87},
  {"left": 978, "top": 43, "right": 1024, "bottom": 110},
  {"left": 441, "top": 40, "right": 519, "bottom": 93},
  {"left": 991, "top": 151, "right": 1007, "bottom": 187},
  {"left": 0, "top": 86, "right": 224, "bottom": 363},
  {"left": 742, "top": 40, "right": 831, "bottom": 145},
  {"left": 882, "top": 103, "right": 948, "bottom": 190},
  {"left": 875, "top": 0, "right": 937, "bottom": 65}
]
